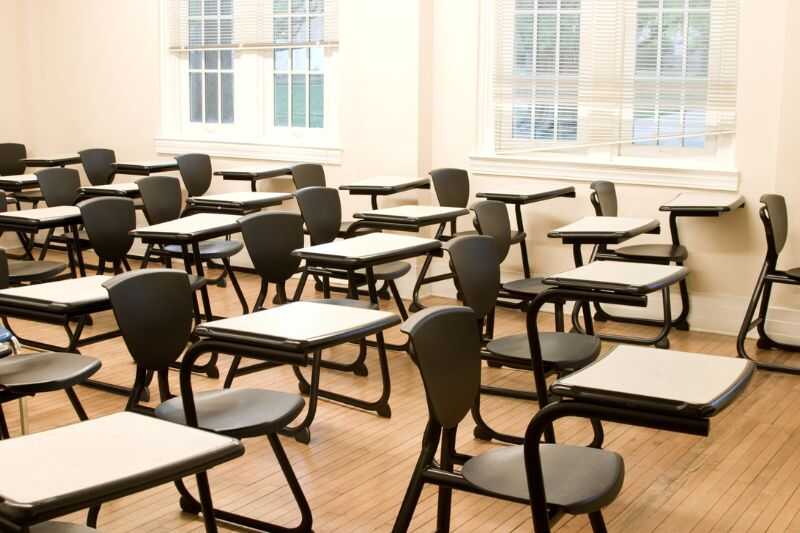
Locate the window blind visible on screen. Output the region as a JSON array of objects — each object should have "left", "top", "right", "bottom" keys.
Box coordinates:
[
  {"left": 493, "top": 0, "right": 738, "bottom": 154},
  {"left": 166, "top": 0, "right": 339, "bottom": 52}
]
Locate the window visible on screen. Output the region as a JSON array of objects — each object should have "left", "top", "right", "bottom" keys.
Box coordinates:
[
  {"left": 162, "top": 0, "right": 338, "bottom": 147},
  {"left": 488, "top": 0, "right": 738, "bottom": 160}
]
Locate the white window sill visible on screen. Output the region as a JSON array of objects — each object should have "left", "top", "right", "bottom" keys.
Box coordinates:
[
  {"left": 469, "top": 153, "right": 740, "bottom": 191},
  {"left": 154, "top": 136, "right": 343, "bottom": 165}
]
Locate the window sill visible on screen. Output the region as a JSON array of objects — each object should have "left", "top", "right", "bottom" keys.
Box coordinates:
[
  {"left": 154, "top": 136, "right": 343, "bottom": 165},
  {"left": 469, "top": 154, "right": 740, "bottom": 191}
]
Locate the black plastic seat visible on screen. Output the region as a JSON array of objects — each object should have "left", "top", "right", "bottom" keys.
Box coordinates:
[
  {"left": 156, "top": 388, "right": 304, "bottom": 439},
  {"left": 8, "top": 259, "right": 66, "bottom": 283},
  {"left": 786, "top": 267, "right": 800, "bottom": 280},
  {"left": 0, "top": 143, "right": 42, "bottom": 209},
  {"left": 0, "top": 352, "right": 100, "bottom": 394},
  {"left": 372, "top": 261, "right": 411, "bottom": 279},
  {"left": 487, "top": 332, "right": 601, "bottom": 371},
  {"left": 79, "top": 197, "right": 136, "bottom": 275},
  {"left": 461, "top": 443, "right": 624, "bottom": 514},
  {"left": 163, "top": 239, "right": 243, "bottom": 258},
  {"left": 502, "top": 276, "right": 550, "bottom": 296},
  {"left": 614, "top": 243, "right": 688, "bottom": 262}
]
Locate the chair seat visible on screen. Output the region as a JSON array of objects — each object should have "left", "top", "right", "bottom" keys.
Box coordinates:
[
  {"left": 370, "top": 261, "right": 411, "bottom": 280},
  {"left": 155, "top": 388, "right": 304, "bottom": 439},
  {"left": 0, "top": 353, "right": 100, "bottom": 395},
  {"left": 11, "top": 190, "right": 44, "bottom": 203},
  {"left": 785, "top": 268, "right": 800, "bottom": 280},
  {"left": 164, "top": 239, "right": 243, "bottom": 259},
  {"left": 614, "top": 243, "right": 688, "bottom": 262},
  {"left": 486, "top": 332, "right": 601, "bottom": 371},
  {"left": 502, "top": 277, "right": 550, "bottom": 298},
  {"left": 510, "top": 230, "right": 526, "bottom": 244},
  {"left": 31, "top": 522, "right": 96, "bottom": 533},
  {"left": 461, "top": 443, "right": 624, "bottom": 515},
  {"left": 338, "top": 220, "right": 376, "bottom": 237},
  {"left": 8, "top": 259, "right": 66, "bottom": 283},
  {"left": 188, "top": 274, "right": 208, "bottom": 291}
]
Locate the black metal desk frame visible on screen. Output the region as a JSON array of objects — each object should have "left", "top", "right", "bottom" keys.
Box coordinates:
[
  {"left": 214, "top": 167, "right": 293, "bottom": 192},
  {"left": 340, "top": 179, "right": 431, "bottom": 210}
]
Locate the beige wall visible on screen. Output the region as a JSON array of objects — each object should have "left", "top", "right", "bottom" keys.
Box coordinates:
[{"left": 1, "top": 0, "right": 799, "bottom": 335}]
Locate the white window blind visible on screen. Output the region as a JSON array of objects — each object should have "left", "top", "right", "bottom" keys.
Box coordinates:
[
  {"left": 493, "top": 0, "right": 738, "bottom": 155},
  {"left": 166, "top": 0, "right": 339, "bottom": 51}
]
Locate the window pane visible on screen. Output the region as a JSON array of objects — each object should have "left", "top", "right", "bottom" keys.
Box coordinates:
[
  {"left": 204, "top": 0, "right": 218, "bottom": 16},
  {"left": 274, "top": 74, "right": 289, "bottom": 126},
  {"left": 292, "top": 0, "right": 306, "bottom": 12},
  {"left": 635, "top": 13, "right": 658, "bottom": 75},
  {"left": 275, "top": 48, "right": 290, "bottom": 71},
  {"left": 560, "top": 0, "right": 580, "bottom": 9},
  {"left": 291, "top": 74, "right": 307, "bottom": 126},
  {"left": 534, "top": 88, "right": 555, "bottom": 140},
  {"left": 537, "top": 0, "right": 557, "bottom": 9},
  {"left": 220, "top": 19, "right": 233, "bottom": 44},
  {"left": 309, "top": 15, "right": 323, "bottom": 41},
  {"left": 189, "top": 20, "right": 202, "bottom": 47},
  {"left": 204, "top": 19, "right": 219, "bottom": 45},
  {"left": 190, "top": 72, "right": 203, "bottom": 123},
  {"left": 204, "top": 50, "right": 219, "bottom": 70},
  {"left": 291, "top": 16, "right": 308, "bottom": 42},
  {"left": 663, "top": 0, "right": 684, "bottom": 8},
  {"left": 220, "top": 0, "right": 233, "bottom": 15},
  {"left": 309, "top": 74, "right": 324, "bottom": 128},
  {"left": 189, "top": 0, "right": 201, "bottom": 17},
  {"left": 637, "top": 0, "right": 659, "bottom": 7},
  {"left": 512, "top": 85, "right": 532, "bottom": 139},
  {"left": 310, "top": 47, "right": 324, "bottom": 71},
  {"left": 274, "top": 0, "right": 289, "bottom": 14},
  {"left": 220, "top": 50, "right": 233, "bottom": 69},
  {"left": 221, "top": 73, "right": 234, "bottom": 123},
  {"left": 536, "top": 14, "right": 556, "bottom": 74},
  {"left": 557, "top": 88, "right": 578, "bottom": 140},
  {"left": 660, "top": 13, "right": 685, "bottom": 77},
  {"left": 513, "top": 14, "right": 534, "bottom": 76},
  {"left": 688, "top": 0, "right": 710, "bottom": 8},
  {"left": 658, "top": 88, "right": 682, "bottom": 146},
  {"left": 205, "top": 72, "right": 219, "bottom": 123},
  {"left": 292, "top": 48, "right": 308, "bottom": 71},
  {"left": 559, "top": 13, "right": 580, "bottom": 75},
  {"left": 189, "top": 51, "right": 203, "bottom": 69},
  {"left": 686, "top": 13, "right": 710, "bottom": 77},
  {"left": 516, "top": 0, "right": 534, "bottom": 9},
  {"left": 684, "top": 86, "right": 706, "bottom": 147},
  {"left": 309, "top": 0, "right": 323, "bottom": 13},
  {"left": 274, "top": 17, "right": 289, "bottom": 43}
]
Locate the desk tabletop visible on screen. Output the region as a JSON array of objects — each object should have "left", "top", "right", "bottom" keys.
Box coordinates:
[
  {"left": 295, "top": 233, "right": 440, "bottom": 261},
  {"left": 81, "top": 182, "right": 139, "bottom": 195},
  {"left": 20, "top": 155, "right": 81, "bottom": 167},
  {"left": 476, "top": 183, "right": 576, "bottom": 203},
  {"left": 214, "top": 166, "right": 292, "bottom": 179},
  {"left": 0, "top": 412, "right": 243, "bottom": 522},
  {"left": 0, "top": 275, "right": 111, "bottom": 306},
  {"left": 189, "top": 191, "right": 293, "bottom": 206},
  {"left": 552, "top": 345, "right": 755, "bottom": 417},
  {"left": 549, "top": 216, "right": 660, "bottom": 240},
  {"left": 197, "top": 301, "right": 400, "bottom": 347},
  {"left": 132, "top": 213, "right": 241, "bottom": 238},
  {"left": 355, "top": 205, "right": 469, "bottom": 223},
  {"left": 340, "top": 176, "right": 430, "bottom": 192},
  {"left": 660, "top": 192, "right": 746, "bottom": 212},
  {"left": 111, "top": 160, "right": 178, "bottom": 173},
  {"left": 544, "top": 260, "right": 687, "bottom": 293},
  {"left": 0, "top": 205, "right": 81, "bottom": 223},
  {"left": 0, "top": 174, "right": 38, "bottom": 185}
]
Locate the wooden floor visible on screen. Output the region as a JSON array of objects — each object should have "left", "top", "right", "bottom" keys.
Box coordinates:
[{"left": 5, "top": 257, "right": 800, "bottom": 532}]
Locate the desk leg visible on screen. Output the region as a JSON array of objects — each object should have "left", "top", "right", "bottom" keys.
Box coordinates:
[
  {"left": 371, "top": 194, "right": 379, "bottom": 210},
  {"left": 514, "top": 204, "right": 531, "bottom": 278},
  {"left": 177, "top": 243, "right": 219, "bottom": 379},
  {"left": 250, "top": 179, "right": 257, "bottom": 192},
  {"left": 410, "top": 222, "right": 453, "bottom": 312},
  {"left": 569, "top": 244, "right": 595, "bottom": 335},
  {"left": 70, "top": 224, "right": 86, "bottom": 277}
]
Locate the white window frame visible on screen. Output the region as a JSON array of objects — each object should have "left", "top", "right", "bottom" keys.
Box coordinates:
[
  {"left": 472, "top": 0, "right": 738, "bottom": 191},
  {"left": 156, "top": 0, "right": 341, "bottom": 164}
]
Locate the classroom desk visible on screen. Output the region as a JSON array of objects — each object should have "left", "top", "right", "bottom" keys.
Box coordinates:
[
  {"left": 0, "top": 275, "right": 130, "bottom": 397},
  {"left": 520, "top": 344, "right": 754, "bottom": 532},
  {"left": 476, "top": 183, "right": 576, "bottom": 278},
  {"left": 214, "top": 166, "right": 293, "bottom": 192},
  {"left": 185, "top": 191, "right": 293, "bottom": 215},
  {"left": 0, "top": 412, "right": 243, "bottom": 532},
  {"left": 80, "top": 182, "right": 141, "bottom": 198},
  {"left": 111, "top": 159, "right": 178, "bottom": 176},
  {"left": 0, "top": 206, "right": 87, "bottom": 277},
  {"left": 183, "top": 301, "right": 400, "bottom": 444},
  {"left": 348, "top": 205, "right": 469, "bottom": 311},
  {"left": 340, "top": 176, "right": 431, "bottom": 209},
  {"left": 0, "top": 175, "right": 39, "bottom": 193},
  {"left": 20, "top": 155, "right": 81, "bottom": 168}
]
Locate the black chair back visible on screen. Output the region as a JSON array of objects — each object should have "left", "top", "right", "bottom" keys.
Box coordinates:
[
  {"left": 401, "top": 306, "right": 481, "bottom": 429},
  {"left": 291, "top": 163, "right": 326, "bottom": 190},
  {"left": 295, "top": 186, "right": 341, "bottom": 245},
  {"left": 36, "top": 168, "right": 81, "bottom": 206},
  {"left": 240, "top": 212, "right": 303, "bottom": 283},
  {"left": 761, "top": 194, "right": 789, "bottom": 260},
  {"left": 0, "top": 143, "right": 26, "bottom": 176},
  {"left": 0, "top": 250, "right": 10, "bottom": 290},
  {"left": 176, "top": 153, "right": 212, "bottom": 197},
  {"left": 104, "top": 270, "right": 194, "bottom": 372},
  {"left": 472, "top": 200, "right": 512, "bottom": 263},
  {"left": 430, "top": 168, "right": 469, "bottom": 208},
  {"left": 78, "top": 197, "right": 136, "bottom": 264},
  {"left": 590, "top": 181, "right": 618, "bottom": 217},
  {"left": 79, "top": 148, "right": 116, "bottom": 186},
  {"left": 447, "top": 235, "right": 499, "bottom": 321},
  {"left": 137, "top": 176, "right": 182, "bottom": 224}
]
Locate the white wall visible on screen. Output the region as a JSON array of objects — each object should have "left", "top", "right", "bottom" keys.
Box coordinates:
[{"left": 1, "top": 0, "right": 799, "bottom": 336}]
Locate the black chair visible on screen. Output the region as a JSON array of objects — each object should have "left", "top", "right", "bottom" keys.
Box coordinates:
[
  {"left": 392, "top": 305, "right": 624, "bottom": 533},
  {"left": 472, "top": 199, "right": 564, "bottom": 317},
  {"left": 590, "top": 181, "right": 690, "bottom": 330},
  {"left": 447, "top": 234, "right": 601, "bottom": 444},
  {"left": 105, "top": 269, "right": 312, "bottom": 532},
  {"left": 176, "top": 153, "right": 213, "bottom": 198},
  {"left": 34, "top": 168, "right": 90, "bottom": 271},
  {"left": 737, "top": 194, "right": 800, "bottom": 374},
  {"left": 0, "top": 143, "right": 44, "bottom": 209},
  {"left": 79, "top": 148, "right": 116, "bottom": 186},
  {"left": 0, "top": 250, "right": 100, "bottom": 438},
  {"left": 137, "top": 175, "right": 244, "bottom": 299},
  {"left": 295, "top": 186, "right": 410, "bottom": 318},
  {"left": 291, "top": 163, "right": 326, "bottom": 190},
  {"left": 78, "top": 197, "right": 135, "bottom": 274},
  {"left": 0, "top": 191, "right": 65, "bottom": 281}
]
